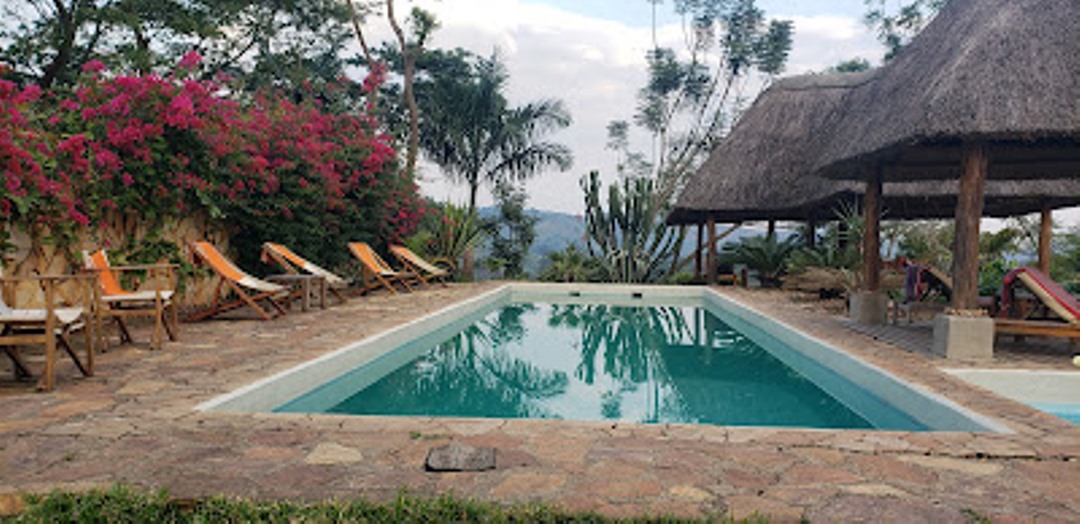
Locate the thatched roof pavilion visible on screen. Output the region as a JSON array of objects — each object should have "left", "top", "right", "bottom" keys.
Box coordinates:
[
  {"left": 668, "top": 72, "right": 870, "bottom": 225},
  {"left": 669, "top": 70, "right": 1080, "bottom": 226},
  {"left": 812, "top": 0, "right": 1080, "bottom": 182},
  {"left": 809, "top": 0, "right": 1079, "bottom": 314}
]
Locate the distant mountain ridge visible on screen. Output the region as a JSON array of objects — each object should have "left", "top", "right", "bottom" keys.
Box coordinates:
[{"left": 477, "top": 207, "right": 782, "bottom": 277}]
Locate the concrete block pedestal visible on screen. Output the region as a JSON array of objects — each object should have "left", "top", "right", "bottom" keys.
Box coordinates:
[
  {"left": 849, "top": 291, "right": 889, "bottom": 326},
  {"left": 932, "top": 314, "right": 994, "bottom": 361}
]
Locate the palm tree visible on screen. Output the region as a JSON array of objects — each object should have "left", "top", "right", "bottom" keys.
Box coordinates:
[{"left": 420, "top": 55, "right": 573, "bottom": 215}]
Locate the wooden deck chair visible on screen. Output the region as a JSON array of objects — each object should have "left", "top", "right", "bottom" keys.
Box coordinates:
[
  {"left": 995, "top": 266, "right": 1080, "bottom": 339},
  {"left": 389, "top": 245, "right": 452, "bottom": 287},
  {"left": 83, "top": 249, "right": 178, "bottom": 350},
  {"left": 188, "top": 241, "right": 288, "bottom": 321},
  {"left": 0, "top": 274, "right": 95, "bottom": 391},
  {"left": 261, "top": 242, "right": 349, "bottom": 303},
  {"left": 347, "top": 242, "right": 415, "bottom": 294},
  {"left": 892, "top": 263, "right": 952, "bottom": 324}
]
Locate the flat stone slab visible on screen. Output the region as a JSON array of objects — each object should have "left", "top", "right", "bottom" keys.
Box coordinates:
[{"left": 425, "top": 442, "right": 496, "bottom": 472}]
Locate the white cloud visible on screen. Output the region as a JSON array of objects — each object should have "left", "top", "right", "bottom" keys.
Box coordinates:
[{"left": 359, "top": 2, "right": 885, "bottom": 214}]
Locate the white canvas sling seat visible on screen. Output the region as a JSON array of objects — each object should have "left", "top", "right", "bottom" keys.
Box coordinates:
[
  {"left": 388, "top": 245, "right": 452, "bottom": 287},
  {"left": 188, "top": 241, "right": 289, "bottom": 321},
  {"left": 83, "top": 249, "right": 179, "bottom": 350},
  {"left": 0, "top": 273, "right": 95, "bottom": 391},
  {"left": 261, "top": 242, "right": 350, "bottom": 303}
]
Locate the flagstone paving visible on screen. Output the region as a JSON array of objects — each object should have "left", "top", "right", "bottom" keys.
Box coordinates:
[{"left": 1, "top": 283, "right": 1078, "bottom": 522}]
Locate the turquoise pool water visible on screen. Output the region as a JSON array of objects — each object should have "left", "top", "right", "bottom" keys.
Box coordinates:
[
  {"left": 277, "top": 300, "right": 927, "bottom": 430},
  {"left": 1031, "top": 403, "right": 1080, "bottom": 425}
]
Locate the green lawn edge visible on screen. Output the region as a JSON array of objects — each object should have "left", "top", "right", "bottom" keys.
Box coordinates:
[{"left": 0, "top": 485, "right": 779, "bottom": 523}]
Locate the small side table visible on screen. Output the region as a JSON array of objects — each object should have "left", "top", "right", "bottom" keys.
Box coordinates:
[{"left": 267, "top": 274, "right": 327, "bottom": 312}]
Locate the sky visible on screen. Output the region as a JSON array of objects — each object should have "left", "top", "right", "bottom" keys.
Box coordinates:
[{"left": 369, "top": 0, "right": 885, "bottom": 215}]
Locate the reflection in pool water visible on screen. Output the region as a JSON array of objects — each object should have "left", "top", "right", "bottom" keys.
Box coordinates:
[{"left": 292, "top": 302, "right": 883, "bottom": 429}]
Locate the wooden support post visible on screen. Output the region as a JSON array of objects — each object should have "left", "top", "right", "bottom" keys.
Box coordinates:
[
  {"left": 767, "top": 220, "right": 776, "bottom": 237},
  {"left": 695, "top": 223, "right": 704, "bottom": 279},
  {"left": 41, "top": 279, "right": 57, "bottom": 392},
  {"left": 1039, "top": 207, "right": 1052, "bottom": 275},
  {"left": 706, "top": 218, "right": 717, "bottom": 285},
  {"left": 863, "top": 169, "right": 883, "bottom": 292},
  {"left": 806, "top": 219, "right": 817, "bottom": 249},
  {"left": 953, "top": 142, "right": 988, "bottom": 311}
]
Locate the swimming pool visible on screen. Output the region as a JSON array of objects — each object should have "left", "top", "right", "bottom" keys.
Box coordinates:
[
  {"left": 945, "top": 368, "right": 1080, "bottom": 426},
  {"left": 200, "top": 284, "right": 1005, "bottom": 432}
]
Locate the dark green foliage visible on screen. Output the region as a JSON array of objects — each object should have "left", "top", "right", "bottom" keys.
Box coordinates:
[
  {"left": 828, "top": 58, "right": 872, "bottom": 73},
  {"left": 581, "top": 171, "right": 685, "bottom": 283},
  {"left": 864, "top": 0, "right": 949, "bottom": 60},
  {"left": 404, "top": 200, "right": 485, "bottom": 275},
  {"left": 4, "top": 485, "right": 777, "bottom": 523},
  {"left": 539, "top": 245, "right": 604, "bottom": 283},
  {"left": 1, "top": 0, "right": 355, "bottom": 92},
  {"left": 720, "top": 233, "right": 798, "bottom": 288},
  {"left": 483, "top": 182, "right": 537, "bottom": 279},
  {"left": 412, "top": 51, "right": 573, "bottom": 214}
]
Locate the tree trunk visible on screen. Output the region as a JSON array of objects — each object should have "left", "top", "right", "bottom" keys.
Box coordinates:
[
  {"left": 387, "top": 0, "right": 420, "bottom": 177},
  {"left": 952, "top": 142, "right": 988, "bottom": 311},
  {"left": 345, "top": 0, "right": 379, "bottom": 109},
  {"left": 40, "top": 2, "right": 77, "bottom": 90}
]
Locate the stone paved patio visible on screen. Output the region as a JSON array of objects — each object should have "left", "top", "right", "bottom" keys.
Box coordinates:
[{"left": 1, "top": 284, "right": 1078, "bottom": 522}]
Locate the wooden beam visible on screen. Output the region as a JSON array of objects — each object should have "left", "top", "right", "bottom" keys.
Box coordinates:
[
  {"left": 1039, "top": 207, "right": 1052, "bottom": 275},
  {"left": 863, "top": 169, "right": 882, "bottom": 292},
  {"left": 674, "top": 223, "right": 741, "bottom": 273},
  {"left": 952, "top": 142, "right": 989, "bottom": 311},
  {"left": 695, "top": 223, "right": 704, "bottom": 278},
  {"left": 706, "top": 218, "right": 717, "bottom": 285}
]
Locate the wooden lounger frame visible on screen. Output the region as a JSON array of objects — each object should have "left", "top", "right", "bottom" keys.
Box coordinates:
[{"left": 187, "top": 241, "right": 288, "bottom": 321}]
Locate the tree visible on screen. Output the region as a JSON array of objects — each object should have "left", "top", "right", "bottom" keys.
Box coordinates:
[
  {"left": 632, "top": 0, "right": 793, "bottom": 200},
  {"left": 420, "top": 54, "right": 573, "bottom": 215},
  {"left": 582, "top": 0, "right": 792, "bottom": 283},
  {"left": 581, "top": 171, "right": 685, "bottom": 283},
  {"left": 539, "top": 245, "right": 602, "bottom": 283},
  {"left": 720, "top": 233, "right": 799, "bottom": 288},
  {"left": 829, "top": 58, "right": 872, "bottom": 73},
  {"left": 483, "top": 181, "right": 537, "bottom": 279},
  {"left": 1, "top": 0, "right": 356, "bottom": 91},
  {"left": 864, "top": 0, "right": 949, "bottom": 60}
]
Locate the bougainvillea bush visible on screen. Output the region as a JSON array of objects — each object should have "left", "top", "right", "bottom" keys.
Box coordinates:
[{"left": 0, "top": 53, "right": 423, "bottom": 272}]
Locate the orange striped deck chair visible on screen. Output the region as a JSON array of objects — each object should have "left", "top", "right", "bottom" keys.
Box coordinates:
[
  {"left": 261, "top": 242, "right": 349, "bottom": 303},
  {"left": 347, "top": 242, "right": 415, "bottom": 294},
  {"left": 188, "top": 241, "right": 288, "bottom": 321},
  {"left": 83, "top": 249, "right": 177, "bottom": 350},
  {"left": 389, "top": 245, "right": 452, "bottom": 287}
]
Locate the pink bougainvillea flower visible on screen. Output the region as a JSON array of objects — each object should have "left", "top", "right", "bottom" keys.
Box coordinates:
[
  {"left": 178, "top": 51, "right": 203, "bottom": 70},
  {"left": 82, "top": 60, "right": 106, "bottom": 73}
]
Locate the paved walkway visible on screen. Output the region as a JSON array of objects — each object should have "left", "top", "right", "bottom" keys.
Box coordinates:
[{"left": 1, "top": 284, "right": 1078, "bottom": 522}]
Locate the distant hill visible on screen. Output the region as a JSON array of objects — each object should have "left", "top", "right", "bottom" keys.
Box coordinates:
[{"left": 477, "top": 207, "right": 788, "bottom": 278}]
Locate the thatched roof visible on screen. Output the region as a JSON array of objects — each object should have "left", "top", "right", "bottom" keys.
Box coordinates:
[
  {"left": 812, "top": 0, "right": 1080, "bottom": 181},
  {"left": 882, "top": 179, "right": 1080, "bottom": 219},
  {"left": 668, "top": 70, "right": 1080, "bottom": 225},
  {"left": 668, "top": 72, "right": 871, "bottom": 225}
]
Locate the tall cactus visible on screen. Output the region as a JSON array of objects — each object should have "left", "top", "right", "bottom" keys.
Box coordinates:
[{"left": 581, "top": 171, "right": 685, "bottom": 283}]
